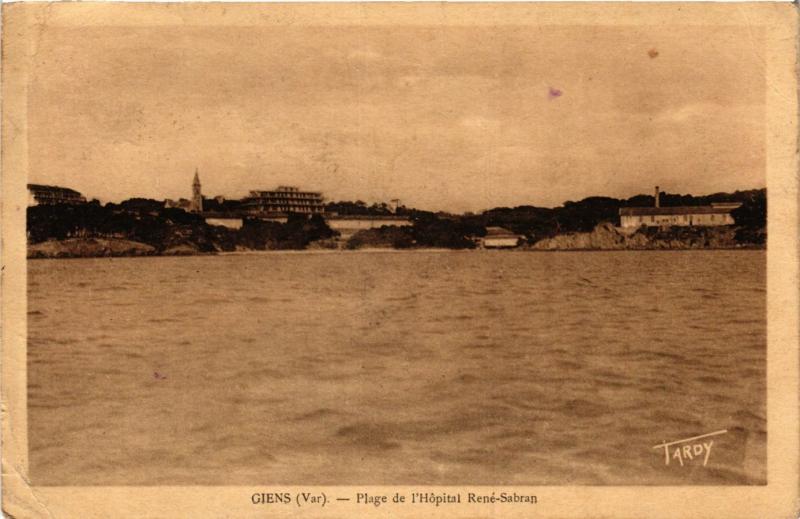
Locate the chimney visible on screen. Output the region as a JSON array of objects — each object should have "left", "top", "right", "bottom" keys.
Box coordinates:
[{"left": 654, "top": 186, "right": 660, "bottom": 208}]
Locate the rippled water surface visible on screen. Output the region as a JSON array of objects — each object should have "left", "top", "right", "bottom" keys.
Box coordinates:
[{"left": 28, "top": 250, "right": 766, "bottom": 485}]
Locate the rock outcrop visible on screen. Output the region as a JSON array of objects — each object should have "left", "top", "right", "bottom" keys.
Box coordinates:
[
  {"left": 531, "top": 222, "right": 745, "bottom": 250},
  {"left": 28, "top": 238, "right": 156, "bottom": 258}
]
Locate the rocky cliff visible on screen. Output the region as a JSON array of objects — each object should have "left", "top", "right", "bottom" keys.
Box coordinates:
[
  {"left": 530, "top": 222, "right": 755, "bottom": 250},
  {"left": 28, "top": 238, "right": 157, "bottom": 258}
]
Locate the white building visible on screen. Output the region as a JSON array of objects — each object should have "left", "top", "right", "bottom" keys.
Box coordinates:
[
  {"left": 619, "top": 187, "right": 741, "bottom": 228},
  {"left": 205, "top": 217, "right": 243, "bottom": 229},
  {"left": 242, "top": 186, "right": 324, "bottom": 215},
  {"left": 27, "top": 184, "right": 86, "bottom": 206},
  {"left": 482, "top": 226, "right": 523, "bottom": 248}
]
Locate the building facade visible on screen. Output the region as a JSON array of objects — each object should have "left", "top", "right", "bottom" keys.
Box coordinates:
[
  {"left": 205, "top": 217, "right": 243, "bottom": 229},
  {"left": 27, "top": 184, "right": 86, "bottom": 206},
  {"left": 241, "top": 186, "right": 324, "bottom": 215},
  {"left": 482, "top": 226, "right": 523, "bottom": 248},
  {"left": 619, "top": 186, "right": 741, "bottom": 228}
]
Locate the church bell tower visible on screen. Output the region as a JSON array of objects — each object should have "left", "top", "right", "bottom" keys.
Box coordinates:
[{"left": 191, "top": 169, "right": 203, "bottom": 213}]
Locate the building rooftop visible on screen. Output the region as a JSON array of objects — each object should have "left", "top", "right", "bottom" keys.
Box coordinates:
[
  {"left": 248, "top": 188, "right": 322, "bottom": 196},
  {"left": 27, "top": 184, "right": 82, "bottom": 196},
  {"left": 485, "top": 226, "right": 521, "bottom": 237},
  {"left": 619, "top": 204, "right": 742, "bottom": 216}
]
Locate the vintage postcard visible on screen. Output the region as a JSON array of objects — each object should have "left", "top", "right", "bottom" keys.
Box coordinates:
[{"left": 2, "top": 2, "right": 798, "bottom": 518}]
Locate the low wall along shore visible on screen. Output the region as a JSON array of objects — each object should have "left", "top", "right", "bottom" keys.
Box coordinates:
[{"left": 325, "top": 216, "right": 413, "bottom": 239}]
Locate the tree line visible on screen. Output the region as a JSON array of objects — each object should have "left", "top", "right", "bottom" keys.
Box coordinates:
[{"left": 27, "top": 188, "right": 766, "bottom": 252}]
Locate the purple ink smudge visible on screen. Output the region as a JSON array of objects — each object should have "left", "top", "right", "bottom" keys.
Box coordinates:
[{"left": 548, "top": 87, "right": 563, "bottom": 99}]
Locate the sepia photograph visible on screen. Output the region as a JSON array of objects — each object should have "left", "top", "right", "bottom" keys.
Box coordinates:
[{"left": 2, "top": 2, "right": 798, "bottom": 518}]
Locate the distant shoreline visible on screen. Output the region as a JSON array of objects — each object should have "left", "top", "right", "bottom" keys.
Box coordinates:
[
  {"left": 27, "top": 237, "right": 764, "bottom": 260},
  {"left": 26, "top": 188, "right": 766, "bottom": 258},
  {"left": 26, "top": 249, "right": 768, "bottom": 260}
]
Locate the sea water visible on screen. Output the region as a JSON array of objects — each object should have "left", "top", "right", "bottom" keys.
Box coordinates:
[{"left": 27, "top": 250, "right": 766, "bottom": 485}]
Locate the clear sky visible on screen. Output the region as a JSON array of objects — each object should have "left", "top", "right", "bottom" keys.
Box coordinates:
[{"left": 27, "top": 19, "right": 765, "bottom": 212}]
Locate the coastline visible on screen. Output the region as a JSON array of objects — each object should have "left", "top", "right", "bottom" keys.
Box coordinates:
[
  {"left": 26, "top": 236, "right": 765, "bottom": 259},
  {"left": 25, "top": 188, "right": 766, "bottom": 259}
]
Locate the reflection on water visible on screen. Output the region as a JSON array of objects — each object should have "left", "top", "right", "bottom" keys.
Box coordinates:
[{"left": 28, "top": 250, "right": 766, "bottom": 485}]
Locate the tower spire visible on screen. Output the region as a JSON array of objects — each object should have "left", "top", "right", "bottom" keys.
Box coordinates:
[{"left": 191, "top": 168, "right": 202, "bottom": 213}]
